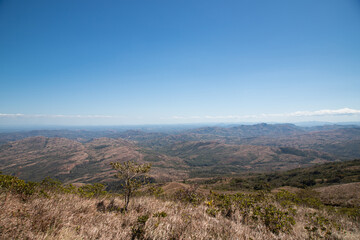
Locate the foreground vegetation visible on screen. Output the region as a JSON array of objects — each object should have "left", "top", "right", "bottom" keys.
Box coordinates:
[{"left": 1, "top": 173, "right": 360, "bottom": 239}]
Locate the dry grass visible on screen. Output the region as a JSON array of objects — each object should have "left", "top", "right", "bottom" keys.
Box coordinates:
[
  {"left": 315, "top": 182, "right": 360, "bottom": 207},
  {"left": 1, "top": 191, "right": 360, "bottom": 240}
]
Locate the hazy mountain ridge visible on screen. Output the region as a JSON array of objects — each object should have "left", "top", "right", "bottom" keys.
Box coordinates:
[{"left": 1, "top": 123, "right": 359, "bottom": 146}]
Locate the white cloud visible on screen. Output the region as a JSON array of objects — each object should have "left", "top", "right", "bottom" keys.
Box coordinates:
[
  {"left": 285, "top": 108, "right": 360, "bottom": 117},
  {"left": 0, "top": 113, "right": 116, "bottom": 119},
  {"left": 171, "top": 108, "right": 360, "bottom": 120},
  {"left": 0, "top": 113, "right": 25, "bottom": 117},
  {"left": 1, "top": 108, "right": 359, "bottom": 124},
  {"left": 172, "top": 116, "right": 201, "bottom": 119}
]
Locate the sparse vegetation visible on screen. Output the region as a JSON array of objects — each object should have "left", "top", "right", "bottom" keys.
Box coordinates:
[
  {"left": 195, "top": 159, "right": 360, "bottom": 191},
  {"left": 1, "top": 172, "right": 360, "bottom": 239},
  {"left": 110, "top": 161, "right": 151, "bottom": 211},
  {"left": 0, "top": 125, "right": 360, "bottom": 239}
]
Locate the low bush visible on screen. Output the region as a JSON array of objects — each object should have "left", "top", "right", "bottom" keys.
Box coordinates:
[
  {"left": 153, "top": 211, "right": 167, "bottom": 218},
  {"left": 304, "top": 212, "right": 337, "bottom": 239},
  {"left": 253, "top": 204, "right": 295, "bottom": 234},
  {"left": 131, "top": 214, "right": 149, "bottom": 240},
  {"left": 172, "top": 185, "right": 204, "bottom": 206},
  {"left": 78, "top": 183, "right": 107, "bottom": 198},
  {"left": 0, "top": 174, "right": 38, "bottom": 200}
]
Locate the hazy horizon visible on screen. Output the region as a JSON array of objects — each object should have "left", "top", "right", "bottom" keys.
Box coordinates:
[{"left": 1, "top": 120, "right": 360, "bottom": 133}]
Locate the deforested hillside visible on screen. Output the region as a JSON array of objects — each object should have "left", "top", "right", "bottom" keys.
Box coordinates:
[
  {"left": 0, "top": 136, "right": 188, "bottom": 183},
  {"left": 1, "top": 123, "right": 360, "bottom": 184},
  {"left": 159, "top": 141, "right": 336, "bottom": 177},
  {"left": 0, "top": 136, "right": 88, "bottom": 181},
  {"left": 0, "top": 137, "right": 339, "bottom": 183}
]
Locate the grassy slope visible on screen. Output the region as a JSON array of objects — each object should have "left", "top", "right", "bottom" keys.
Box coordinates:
[
  {"left": 315, "top": 182, "right": 360, "bottom": 207},
  {"left": 1, "top": 188, "right": 360, "bottom": 240},
  {"left": 1, "top": 169, "right": 360, "bottom": 240}
]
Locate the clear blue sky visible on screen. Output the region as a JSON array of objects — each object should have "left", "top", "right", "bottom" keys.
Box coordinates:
[{"left": 1, "top": 0, "right": 360, "bottom": 126}]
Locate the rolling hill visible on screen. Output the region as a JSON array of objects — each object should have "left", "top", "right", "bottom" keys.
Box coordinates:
[
  {"left": 159, "top": 141, "right": 336, "bottom": 177},
  {"left": 0, "top": 136, "right": 188, "bottom": 183},
  {"left": 1, "top": 123, "right": 360, "bottom": 183}
]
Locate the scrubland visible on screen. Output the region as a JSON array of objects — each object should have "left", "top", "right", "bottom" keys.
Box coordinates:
[{"left": 1, "top": 175, "right": 359, "bottom": 239}]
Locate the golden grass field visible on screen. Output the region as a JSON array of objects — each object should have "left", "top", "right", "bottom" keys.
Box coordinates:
[{"left": 1, "top": 186, "right": 359, "bottom": 240}]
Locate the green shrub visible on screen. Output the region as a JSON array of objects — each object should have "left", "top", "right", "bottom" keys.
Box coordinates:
[
  {"left": 206, "top": 191, "right": 297, "bottom": 234},
  {"left": 253, "top": 182, "right": 271, "bottom": 191},
  {"left": 147, "top": 185, "right": 164, "bottom": 198},
  {"left": 78, "top": 183, "right": 107, "bottom": 198},
  {"left": 0, "top": 174, "right": 38, "bottom": 200},
  {"left": 253, "top": 204, "right": 295, "bottom": 234},
  {"left": 275, "top": 190, "right": 300, "bottom": 208},
  {"left": 206, "top": 207, "right": 219, "bottom": 217},
  {"left": 172, "top": 185, "right": 204, "bottom": 206},
  {"left": 296, "top": 190, "right": 324, "bottom": 209},
  {"left": 304, "top": 212, "right": 334, "bottom": 239},
  {"left": 131, "top": 214, "right": 149, "bottom": 240},
  {"left": 338, "top": 207, "right": 360, "bottom": 221},
  {"left": 153, "top": 211, "right": 167, "bottom": 218},
  {"left": 40, "top": 177, "right": 62, "bottom": 192},
  {"left": 62, "top": 183, "right": 77, "bottom": 194}
]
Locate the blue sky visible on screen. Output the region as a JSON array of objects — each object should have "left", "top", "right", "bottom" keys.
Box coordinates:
[{"left": 1, "top": 0, "right": 360, "bottom": 126}]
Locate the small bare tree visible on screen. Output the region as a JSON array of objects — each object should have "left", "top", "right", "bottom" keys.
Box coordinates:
[{"left": 110, "top": 161, "right": 151, "bottom": 211}]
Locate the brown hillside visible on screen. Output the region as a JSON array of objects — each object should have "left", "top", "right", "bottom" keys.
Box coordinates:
[
  {"left": 0, "top": 136, "right": 342, "bottom": 183},
  {"left": 0, "top": 137, "right": 188, "bottom": 183},
  {"left": 0, "top": 136, "right": 88, "bottom": 180},
  {"left": 314, "top": 182, "right": 360, "bottom": 207},
  {"left": 163, "top": 141, "right": 336, "bottom": 175}
]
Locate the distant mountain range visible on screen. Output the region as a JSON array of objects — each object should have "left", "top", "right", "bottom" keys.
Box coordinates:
[{"left": 0, "top": 123, "right": 359, "bottom": 183}]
